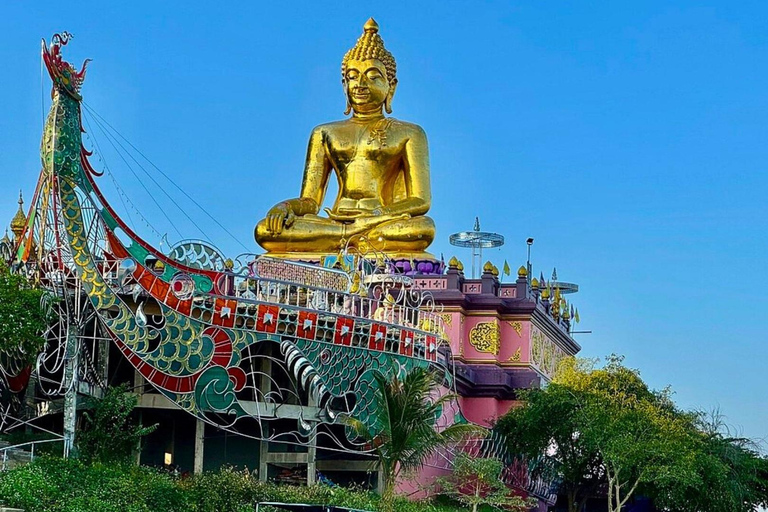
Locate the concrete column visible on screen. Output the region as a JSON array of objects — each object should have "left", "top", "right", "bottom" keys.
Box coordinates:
[
  {"left": 62, "top": 326, "right": 79, "bottom": 458},
  {"left": 193, "top": 418, "right": 205, "bottom": 474},
  {"left": 97, "top": 336, "right": 109, "bottom": 396},
  {"left": 307, "top": 446, "right": 317, "bottom": 485},
  {"left": 258, "top": 344, "right": 272, "bottom": 482},
  {"left": 258, "top": 435, "right": 269, "bottom": 482},
  {"left": 306, "top": 395, "right": 317, "bottom": 485},
  {"left": 133, "top": 368, "right": 144, "bottom": 395},
  {"left": 135, "top": 410, "right": 142, "bottom": 465}
]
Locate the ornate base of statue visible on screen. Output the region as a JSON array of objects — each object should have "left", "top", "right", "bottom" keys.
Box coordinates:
[{"left": 262, "top": 251, "right": 444, "bottom": 276}]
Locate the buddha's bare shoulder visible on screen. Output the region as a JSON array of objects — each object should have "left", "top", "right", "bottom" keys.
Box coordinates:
[{"left": 387, "top": 118, "right": 427, "bottom": 139}]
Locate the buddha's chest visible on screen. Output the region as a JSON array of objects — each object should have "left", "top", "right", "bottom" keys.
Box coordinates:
[{"left": 326, "top": 125, "right": 405, "bottom": 166}]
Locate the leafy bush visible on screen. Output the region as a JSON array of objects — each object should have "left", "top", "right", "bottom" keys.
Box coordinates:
[
  {"left": 0, "top": 458, "right": 466, "bottom": 512},
  {"left": 0, "top": 457, "right": 187, "bottom": 511},
  {"left": 77, "top": 384, "right": 156, "bottom": 464}
]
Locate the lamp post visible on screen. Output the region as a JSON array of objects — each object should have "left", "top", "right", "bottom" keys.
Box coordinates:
[{"left": 526, "top": 238, "right": 534, "bottom": 280}]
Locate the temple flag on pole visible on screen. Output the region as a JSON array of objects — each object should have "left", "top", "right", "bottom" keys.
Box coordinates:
[{"left": 503, "top": 260, "right": 511, "bottom": 276}]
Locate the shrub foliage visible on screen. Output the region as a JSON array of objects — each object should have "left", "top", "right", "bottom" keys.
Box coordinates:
[{"left": 0, "top": 458, "right": 465, "bottom": 512}]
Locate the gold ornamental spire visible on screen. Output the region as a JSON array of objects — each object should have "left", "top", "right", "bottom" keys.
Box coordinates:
[
  {"left": 342, "top": 18, "right": 397, "bottom": 84},
  {"left": 10, "top": 191, "right": 26, "bottom": 239}
]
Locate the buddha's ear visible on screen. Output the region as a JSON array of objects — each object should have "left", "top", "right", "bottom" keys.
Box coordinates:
[
  {"left": 342, "top": 80, "right": 352, "bottom": 115},
  {"left": 384, "top": 78, "right": 398, "bottom": 114}
]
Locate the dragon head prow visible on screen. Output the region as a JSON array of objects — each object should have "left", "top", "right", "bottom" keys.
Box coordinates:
[{"left": 42, "top": 32, "right": 91, "bottom": 101}]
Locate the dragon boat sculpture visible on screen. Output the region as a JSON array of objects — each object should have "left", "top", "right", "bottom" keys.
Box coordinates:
[{"left": 7, "top": 32, "right": 456, "bottom": 452}]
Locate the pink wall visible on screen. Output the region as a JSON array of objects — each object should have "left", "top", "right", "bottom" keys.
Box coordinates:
[{"left": 458, "top": 396, "right": 519, "bottom": 427}]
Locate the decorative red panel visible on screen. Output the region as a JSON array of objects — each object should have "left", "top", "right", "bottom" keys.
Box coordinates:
[
  {"left": 369, "top": 323, "right": 387, "bottom": 351},
  {"left": 213, "top": 298, "right": 237, "bottom": 328},
  {"left": 400, "top": 329, "right": 414, "bottom": 357},
  {"left": 334, "top": 317, "right": 354, "bottom": 346},
  {"left": 257, "top": 304, "right": 279, "bottom": 333},
  {"left": 426, "top": 335, "right": 437, "bottom": 361},
  {"left": 297, "top": 310, "right": 318, "bottom": 340}
]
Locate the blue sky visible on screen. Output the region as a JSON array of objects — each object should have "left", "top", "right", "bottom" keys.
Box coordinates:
[{"left": 2, "top": 2, "right": 767, "bottom": 443}]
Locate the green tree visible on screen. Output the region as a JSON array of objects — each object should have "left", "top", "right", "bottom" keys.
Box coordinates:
[
  {"left": 495, "top": 363, "right": 604, "bottom": 512},
  {"left": 348, "top": 367, "right": 480, "bottom": 512},
  {"left": 557, "top": 355, "right": 699, "bottom": 512},
  {"left": 77, "top": 384, "right": 156, "bottom": 465},
  {"left": 653, "top": 411, "right": 768, "bottom": 512},
  {"left": 0, "top": 263, "right": 50, "bottom": 363},
  {"left": 434, "top": 454, "right": 534, "bottom": 512}
]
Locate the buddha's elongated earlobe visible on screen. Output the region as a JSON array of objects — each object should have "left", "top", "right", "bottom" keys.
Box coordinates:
[
  {"left": 343, "top": 82, "right": 352, "bottom": 115},
  {"left": 384, "top": 79, "right": 398, "bottom": 114}
]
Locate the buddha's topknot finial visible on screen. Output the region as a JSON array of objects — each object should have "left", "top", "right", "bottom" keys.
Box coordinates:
[
  {"left": 342, "top": 18, "right": 397, "bottom": 84},
  {"left": 364, "top": 17, "right": 379, "bottom": 34}
]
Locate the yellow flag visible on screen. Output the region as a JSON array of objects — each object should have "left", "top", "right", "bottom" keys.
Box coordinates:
[{"left": 503, "top": 260, "right": 511, "bottom": 276}]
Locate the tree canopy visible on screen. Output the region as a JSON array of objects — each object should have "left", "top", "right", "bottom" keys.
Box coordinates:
[
  {"left": 496, "top": 355, "right": 768, "bottom": 512},
  {"left": 0, "top": 263, "right": 50, "bottom": 363}
]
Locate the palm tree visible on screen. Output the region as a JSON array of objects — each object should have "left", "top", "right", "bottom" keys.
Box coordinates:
[{"left": 348, "top": 366, "right": 481, "bottom": 511}]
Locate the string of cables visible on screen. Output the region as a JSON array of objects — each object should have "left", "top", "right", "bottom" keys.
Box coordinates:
[{"left": 80, "top": 102, "right": 250, "bottom": 253}]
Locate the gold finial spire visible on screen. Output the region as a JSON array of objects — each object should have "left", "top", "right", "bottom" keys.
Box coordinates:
[
  {"left": 517, "top": 265, "right": 528, "bottom": 278},
  {"left": 364, "top": 17, "right": 379, "bottom": 33},
  {"left": 448, "top": 256, "right": 460, "bottom": 268},
  {"left": 531, "top": 277, "right": 539, "bottom": 289},
  {"left": 10, "top": 190, "right": 27, "bottom": 238},
  {"left": 483, "top": 261, "right": 494, "bottom": 274},
  {"left": 342, "top": 18, "right": 397, "bottom": 84}
]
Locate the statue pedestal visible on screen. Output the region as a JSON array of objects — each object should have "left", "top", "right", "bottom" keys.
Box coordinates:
[{"left": 260, "top": 251, "right": 444, "bottom": 276}]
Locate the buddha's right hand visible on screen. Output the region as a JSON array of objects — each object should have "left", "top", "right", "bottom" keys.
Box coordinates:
[{"left": 265, "top": 202, "right": 296, "bottom": 234}]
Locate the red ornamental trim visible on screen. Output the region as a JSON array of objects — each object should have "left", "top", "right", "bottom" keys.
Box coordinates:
[
  {"left": 426, "top": 335, "right": 437, "bottom": 361},
  {"left": 257, "top": 304, "right": 279, "bottom": 334},
  {"left": 297, "top": 311, "right": 318, "bottom": 340},
  {"left": 106, "top": 229, "right": 195, "bottom": 315},
  {"left": 113, "top": 336, "right": 196, "bottom": 393},
  {"left": 109, "top": 326, "right": 236, "bottom": 394},
  {"left": 204, "top": 326, "right": 234, "bottom": 368},
  {"left": 400, "top": 329, "right": 414, "bottom": 357},
  {"left": 6, "top": 366, "right": 32, "bottom": 394},
  {"left": 213, "top": 298, "right": 237, "bottom": 328},
  {"left": 334, "top": 317, "right": 354, "bottom": 346},
  {"left": 369, "top": 323, "right": 387, "bottom": 351}
]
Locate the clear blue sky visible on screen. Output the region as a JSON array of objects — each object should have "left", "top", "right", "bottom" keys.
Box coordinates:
[{"left": 2, "top": 2, "right": 767, "bottom": 443}]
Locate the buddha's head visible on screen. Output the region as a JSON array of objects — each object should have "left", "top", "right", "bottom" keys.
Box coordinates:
[{"left": 341, "top": 19, "right": 397, "bottom": 115}]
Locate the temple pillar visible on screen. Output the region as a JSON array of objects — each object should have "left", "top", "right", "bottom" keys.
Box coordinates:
[{"left": 194, "top": 418, "right": 205, "bottom": 474}]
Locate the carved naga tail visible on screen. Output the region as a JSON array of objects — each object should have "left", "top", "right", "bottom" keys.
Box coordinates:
[{"left": 35, "top": 33, "right": 454, "bottom": 450}]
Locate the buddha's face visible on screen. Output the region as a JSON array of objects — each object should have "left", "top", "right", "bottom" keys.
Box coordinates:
[{"left": 343, "top": 59, "right": 394, "bottom": 113}]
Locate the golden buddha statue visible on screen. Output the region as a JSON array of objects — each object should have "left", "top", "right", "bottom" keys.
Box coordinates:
[{"left": 255, "top": 18, "right": 435, "bottom": 259}]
